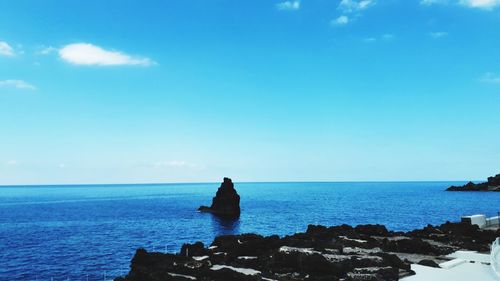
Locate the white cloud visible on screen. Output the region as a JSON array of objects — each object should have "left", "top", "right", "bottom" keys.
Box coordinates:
[
  {"left": 460, "top": 0, "right": 500, "bottom": 9},
  {"left": 422, "top": 0, "right": 500, "bottom": 9},
  {"left": 363, "top": 37, "right": 377, "bottom": 42},
  {"left": 338, "top": 0, "right": 374, "bottom": 13},
  {"left": 0, "top": 41, "right": 14, "bottom": 56},
  {"left": 480, "top": 72, "right": 500, "bottom": 83},
  {"left": 429, "top": 31, "right": 448, "bottom": 38},
  {"left": 0, "top": 80, "right": 36, "bottom": 90},
  {"left": 59, "top": 43, "right": 155, "bottom": 66},
  {"left": 332, "top": 15, "right": 350, "bottom": 26},
  {"left": 276, "top": 0, "right": 300, "bottom": 10},
  {"left": 333, "top": 0, "right": 374, "bottom": 27}
]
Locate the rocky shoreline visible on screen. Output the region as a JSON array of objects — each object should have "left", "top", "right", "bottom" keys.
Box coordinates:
[
  {"left": 114, "top": 220, "right": 499, "bottom": 281},
  {"left": 446, "top": 173, "right": 500, "bottom": 191}
]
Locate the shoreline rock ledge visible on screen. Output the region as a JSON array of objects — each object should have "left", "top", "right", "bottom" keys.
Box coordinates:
[
  {"left": 198, "top": 177, "right": 241, "bottom": 218},
  {"left": 446, "top": 173, "right": 500, "bottom": 191}
]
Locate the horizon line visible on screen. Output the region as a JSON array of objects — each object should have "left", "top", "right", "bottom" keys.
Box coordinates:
[{"left": 0, "top": 179, "right": 477, "bottom": 188}]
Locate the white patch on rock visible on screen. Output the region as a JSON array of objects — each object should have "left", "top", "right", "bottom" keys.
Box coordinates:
[
  {"left": 339, "top": 236, "right": 368, "bottom": 243},
  {"left": 210, "top": 265, "right": 261, "bottom": 275},
  {"left": 167, "top": 272, "right": 197, "bottom": 280},
  {"left": 237, "top": 256, "right": 258, "bottom": 260},
  {"left": 192, "top": 256, "right": 209, "bottom": 261},
  {"left": 279, "top": 246, "right": 321, "bottom": 255},
  {"left": 343, "top": 247, "right": 382, "bottom": 254}
]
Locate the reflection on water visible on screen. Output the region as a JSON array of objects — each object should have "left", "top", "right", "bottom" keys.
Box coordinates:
[{"left": 210, "top": 214, "right": 240, "bottom": 236}]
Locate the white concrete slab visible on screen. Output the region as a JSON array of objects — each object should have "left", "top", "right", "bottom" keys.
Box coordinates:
[
  {"left": 447, "top": 251, "right": 491, "bottom": 264},
  {"left": 402, "top": 263, "right": 498, "bottom": 281}
]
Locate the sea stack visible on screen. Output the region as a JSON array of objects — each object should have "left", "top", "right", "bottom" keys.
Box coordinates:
[{"left": 198, "top": 177, "right": 241, "bottom": 218}]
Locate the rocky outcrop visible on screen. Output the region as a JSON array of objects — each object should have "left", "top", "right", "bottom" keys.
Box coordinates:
[
  {"left": 446, "top": 173, "right": 500, "bottom": 191},
  {"left": 114, "top": 221, "right": 500, "bottom": 281},
  {"left": 199, "top": 177, "right": 241, "bottom": 218}
]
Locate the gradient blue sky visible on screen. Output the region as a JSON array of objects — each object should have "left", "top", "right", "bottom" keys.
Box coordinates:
[{"left": 1, "top": 0, "right": 499, "bottom": 185}]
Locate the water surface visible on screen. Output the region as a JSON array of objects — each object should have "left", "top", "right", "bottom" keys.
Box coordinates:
[{"left": 1, "top": 181, "right": 499, "bottom": 280}]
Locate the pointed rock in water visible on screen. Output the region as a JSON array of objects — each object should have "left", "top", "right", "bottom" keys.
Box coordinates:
[{"left": 198, "top": 177, "right": 241, "bottom": 218}]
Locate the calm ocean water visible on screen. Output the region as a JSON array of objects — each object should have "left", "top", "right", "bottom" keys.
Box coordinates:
[{"left": 1, "top": 181, "right": 500, "bottom": 280}]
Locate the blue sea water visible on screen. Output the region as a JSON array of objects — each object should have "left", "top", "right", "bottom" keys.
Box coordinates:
[{"left": 1, "top": 181, "right": 500, "bottom": 280}]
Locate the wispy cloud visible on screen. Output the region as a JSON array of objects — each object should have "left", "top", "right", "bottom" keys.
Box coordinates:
[
  {"left": 5, "top": 160, "right": 18, "bottom": 167},
  {"left": 154, "top": 160, "right": 200, "bottom": 169},
  {"left": 333, "top": 0, "right": 375, "bottom": 26},
  {"left": 38, "top": 46, "right": 57, "bottom": 55},
  {"left": 420, "top": 0, "right": 449, "bottom": 6},
  {"left": 0, "top": 80, "right": 36, "bottom": 90},
  {"left": 59, "top": 43, "right": 155, "bottom": 66},
  {"left": 362, "top": 34, "right": 395, "bottom": 43},
  {"left": 422, "top": 0, "right": 500, "bottom": 9},
  {"left": 331, "top": 15, "right": 350, "bottom": 26},
  {"left": 480, "top": 72, "right": 500, "bottom": 83},
  {"left": 338, "top": 0, "right": 375, "bottom": 13},
  {"left": 429, "top": 31, "right": 448, "bottom": 38},
  {"left": 0, "top": 41, "right": 14, "bottom": 56},
  {"left": 382, "top": 33, "right": 395, "bottom": 40},
  {"left": 460, "top": 0, "right": 500, "bottom": 9},
  {"left": 276, "top": 0, "right": 300, "bottom": 10}
]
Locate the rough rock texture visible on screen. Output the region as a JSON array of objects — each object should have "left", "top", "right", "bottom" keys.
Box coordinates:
[
  {"left": 446, "top": 173, "right": 500, "bottom": 191},
  {"left": 199, "top": 178, "right": 241, "bottom": 218},
  {"left": 114, "top": 221, "right": 500, "bottom": 281}
]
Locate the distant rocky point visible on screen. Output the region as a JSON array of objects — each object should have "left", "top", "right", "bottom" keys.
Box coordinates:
[
  {"left": 198, "top": 177, "right": 241, "bottom": 218},
  {"left": 446, "top": 173, "right": 500, "bottom": 191}
]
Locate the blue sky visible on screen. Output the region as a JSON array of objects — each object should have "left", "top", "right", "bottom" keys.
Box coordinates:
[{"left": 0, "top": 0, "right": 499, "bottom": 185}]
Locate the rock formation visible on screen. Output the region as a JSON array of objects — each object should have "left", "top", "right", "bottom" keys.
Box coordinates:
[
  {"left": 115, "top": 221, "right": 500, "bottom": 281},
  {"left": 199, "top": 177, "right": 241, "bottom": 218},
  {"left": 446, "top": 173, "right": 500, "bottom": 191}
]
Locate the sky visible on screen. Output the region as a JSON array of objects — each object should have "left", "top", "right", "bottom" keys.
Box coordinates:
[{"left": 0, "top": 0, "right": 499, "bottom": 185}]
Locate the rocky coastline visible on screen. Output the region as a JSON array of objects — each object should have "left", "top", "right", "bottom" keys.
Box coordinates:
[
  {"left": 114, "top": 220, "right": 499, "bottom": 281},
  {"left": 446, "top": 173, "right": 500, "bottom": 191}
]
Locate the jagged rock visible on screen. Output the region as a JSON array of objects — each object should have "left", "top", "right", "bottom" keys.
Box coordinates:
[
  {"left": 199, "top": 177, "right": 241, "bottom": 218},
  {"left": 446, "top": 173, "right": 500, "bottom": 191},
  {"left": 180, "top": 242, "right": 207, "bottom": 257},
  {"left": 114, "top": 221, "right": 498, "bottom": 281},
  {"left": 354, "top": 224, "right": 390, "bottom": 237}
]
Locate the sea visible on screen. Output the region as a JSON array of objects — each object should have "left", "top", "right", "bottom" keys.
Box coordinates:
[{"left": 1, "top": 181, "right": 500, "bottom": 280}]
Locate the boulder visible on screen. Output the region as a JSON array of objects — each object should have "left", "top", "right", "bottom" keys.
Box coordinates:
[
  {"left": 418, "top": 259, "right": 440, "bottom": 268},
  {"left": 199, "top": 177, "right": 241, "bottom": 218}
]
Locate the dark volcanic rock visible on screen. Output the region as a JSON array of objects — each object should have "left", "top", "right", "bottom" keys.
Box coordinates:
[
  {"left": 115, "top": 221, "right": 498, "bottom": 281},
  {"left": 446, "top": 173, "right": 500, "bottom": 191},
  {"left": 198, "top": 177, "right": 241, "bottom": 218},
  {"left": 180, "top": 242, "right": 207, "bottom": 257},
  {"left": 417, "top": 259, "right": 439, "bottom": 268}
]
